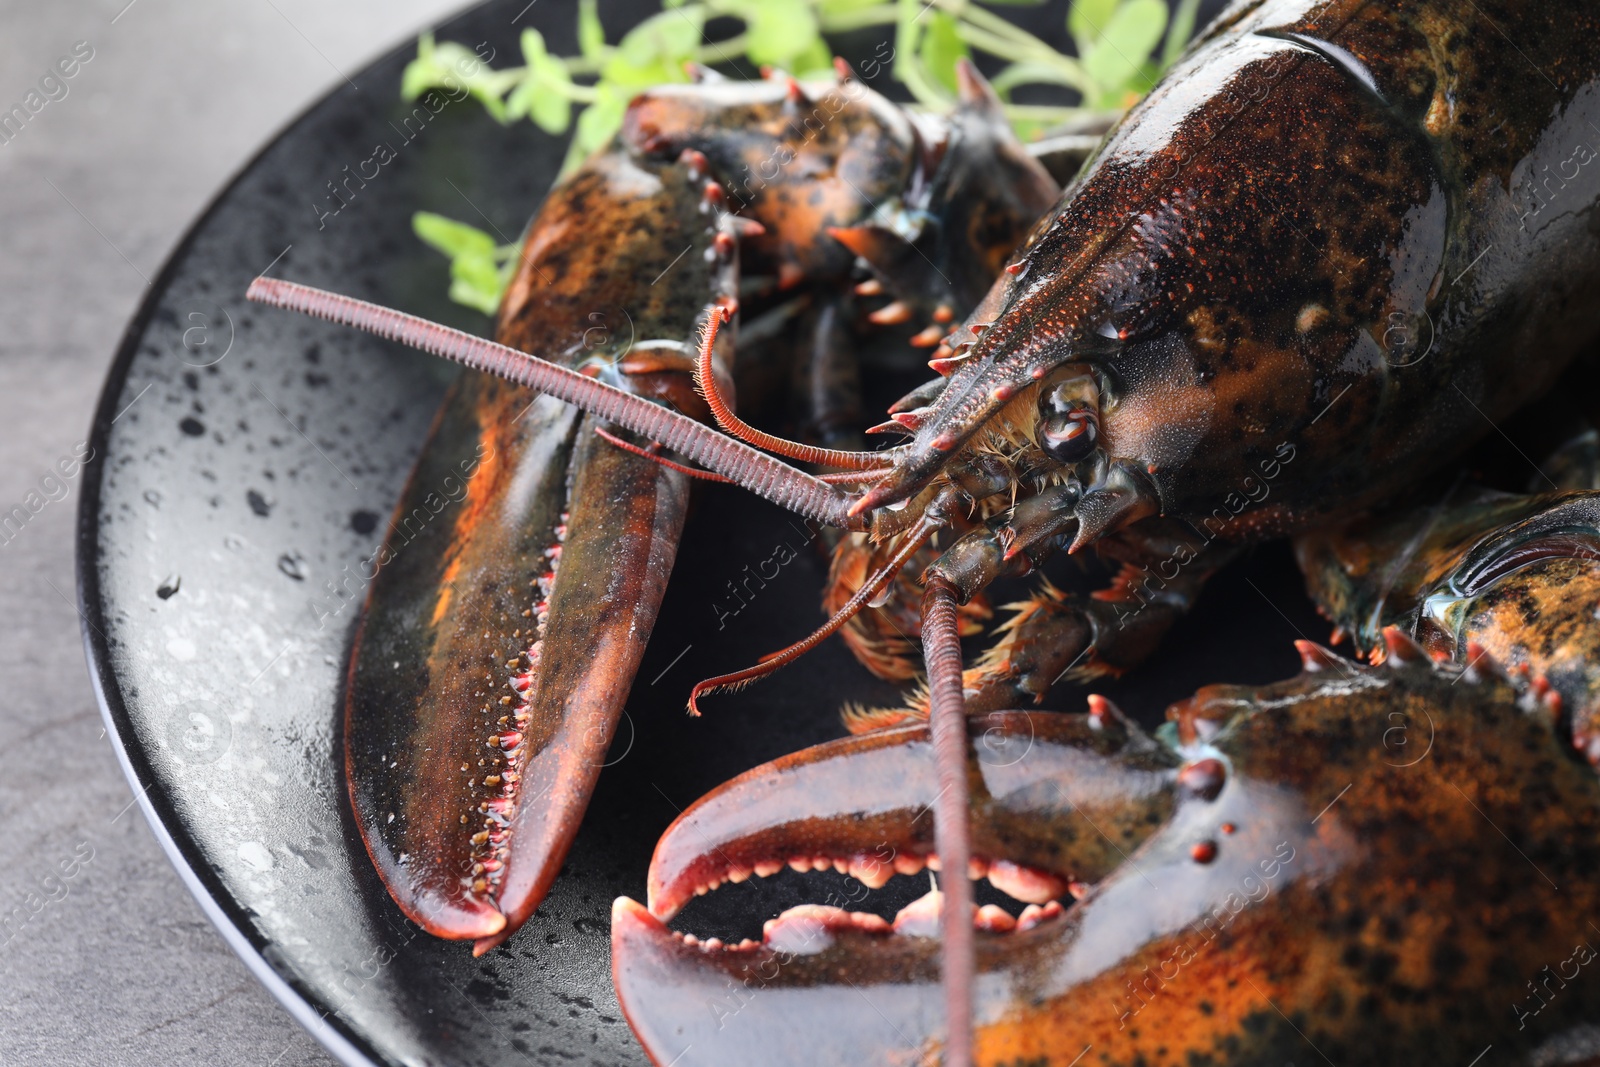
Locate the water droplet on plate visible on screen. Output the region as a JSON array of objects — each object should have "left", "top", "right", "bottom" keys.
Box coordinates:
[
  {"left": 165, "top": 697, "right": 232, "bottom": 764},
  {"left": 239, "top": 841, "right": 274, "bottom": 870}
]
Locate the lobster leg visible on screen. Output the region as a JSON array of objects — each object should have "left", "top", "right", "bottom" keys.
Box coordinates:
[
  {"left": 962, "top": 524, "right": 1243, "bottom": 715},
  {"left": 846, "top": 514, "right": 1240, "bottom": 734},
  {"left": 345, "top": 147, "right": 738, "bottom": 949}
]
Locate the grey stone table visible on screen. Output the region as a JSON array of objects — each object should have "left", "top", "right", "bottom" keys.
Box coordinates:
[{"left": 0, "top": 3, "right": 458, "bottom": 1063}]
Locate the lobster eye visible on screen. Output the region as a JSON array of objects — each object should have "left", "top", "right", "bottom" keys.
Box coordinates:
[
  {"left": 1039, "top": 411, "right": 1098, "bottom": 463},
  {"left": 1036, "top": 372, "right": 1101, "bottom": 465}
]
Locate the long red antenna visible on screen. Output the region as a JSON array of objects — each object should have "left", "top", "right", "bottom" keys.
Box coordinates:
[
  {"left": 686, "top": 522, "right": 932, "bottom": 714},
  {"left": 246, "top": 278, "right": 865, "bottom": 531},
  {"left": 695, "top": 309, "right": 900, "bottom": 472},
  {"left": 593, "top": 426, "right": 734, "bottom": 484}
]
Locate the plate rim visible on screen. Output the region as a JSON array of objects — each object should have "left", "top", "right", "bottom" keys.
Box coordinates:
[{"left": 68, "top": 7, "right": 494, "bottom": 1065}]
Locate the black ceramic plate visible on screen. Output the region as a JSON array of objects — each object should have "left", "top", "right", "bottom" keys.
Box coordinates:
[{"left": 76, "top": 2, "right": 1319, "bottom": 1064}]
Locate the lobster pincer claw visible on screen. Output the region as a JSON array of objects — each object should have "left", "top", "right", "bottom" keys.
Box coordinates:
[
  {"left": 345, "top": 146, "right": 739, "bottom": 951},
  {"left": 616, "top": 642, "right": 1600, "bottom": 1065},
  {"left": 613, "top": 711, "right": 1180, "bottom": 1064}
]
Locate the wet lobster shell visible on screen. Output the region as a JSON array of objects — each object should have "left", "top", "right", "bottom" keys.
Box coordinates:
[
  {"left": 613, "top": 637, "right": 1600, "bottom": 1065},
  {"left": 856, "top": 0, "right": 1600, "bottom": 536},
  {"left": 1297, "top": 423, "right": 1600, "bottom": 765},
  {"left": 343, "top": 148, "right": 726, "bottom": 947}
]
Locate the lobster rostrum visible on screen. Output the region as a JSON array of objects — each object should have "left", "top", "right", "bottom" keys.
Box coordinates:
[{"left": 247, "top": 0, "right": 1600, "bottom": 1058}]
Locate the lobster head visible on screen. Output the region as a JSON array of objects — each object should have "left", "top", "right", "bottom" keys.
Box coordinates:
[{"left": 853, "top": 0, "right": 1494, "bottom": 556}]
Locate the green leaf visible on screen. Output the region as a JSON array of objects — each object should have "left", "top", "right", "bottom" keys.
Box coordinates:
[
  {"left": 447, "top": 277, "right": 502, "bottom": 316},
  {"left": 918, "top": 10, "right": 971, "bottom": 96},
  {"left": 518, "top": 27, "right": 550, "bottom": 71},
  {"left": 504, "top": 29, "right": 545, "bottom": 121},
  {"left": 531, "top": 57, "right": 574, "bottom": 133},
  {"left": 741, "top": 0, "right": 821, "bottom": 68},
  {"left": 413, "top": 212, "right": 508, "bottom": 314},
  {"left": 790, "top": 37, "right": 835, "bottom": 80},
  {"left": 413, "top": 211, "right": 497, "bottom": 259},
  {"left": 399, "top": 32, "right": 439, "bottom": 101},
  {"left": 561, "top": 83, "right": 628, "bottom": 176},
  {"left": 619, "top": 8, "right": 703, "bottom": 66},
  {"left": 1082, "top": 0, "right": 1167, "bottom": 97},
  {"left": 603, "top": 8, "right": 701, "bottom": 88},
  {"left": 1124, "top": 57, "right": 1162, "bottom": 97},
  {"left": 578, "top": 0, "right": 607, "bottom": 60},
  {"left": 1161, "top": 0, "right": 1202, "bottom": 69},
  {"left": 599, "top": 55, "right": 678, "bottom": 90},
  {"left": 1068, "top": 0, "right": 1119, "bottom": 52},
  {"left": 506, "top": 29, "right": 574, "bottom": 133},
  {"left": 401, "top": 33, "right": 513, "bottom": 123},
  {"left": 449, "top": 251, "right": 505, "bottom": 315}
]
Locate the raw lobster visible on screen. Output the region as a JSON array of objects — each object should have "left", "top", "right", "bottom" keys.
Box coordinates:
[{"left": 247, "top": 0, "right": 1600, "bottom": 1059}]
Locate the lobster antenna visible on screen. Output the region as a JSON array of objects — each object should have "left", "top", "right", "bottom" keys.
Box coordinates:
[
  {"left": 686, "top": 522, "right": 933, "bottom": 714},
  {"left": 922, "top": 574, "right": 976, "bottom": 1067},
  {"left": 594, "top": 427, "right": 893, "bottom": 486},
  {"left": 246, "top": 277, "right": 865, "bottom": 531},
  {"left": 592, "top": 426, "right": 736, "bottom": 484},
  {"left": 694, "top": 309, "right": 901, "bottom": 472}
]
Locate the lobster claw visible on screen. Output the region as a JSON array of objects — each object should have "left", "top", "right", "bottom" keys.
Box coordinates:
[
  {"left": 616, "top": 649, "right": 1600, "bottom": 1065},
  {"left": 613, "top": 710, "right": 1181, "bottom": 1063},
  {"left": 326, "top": 68, "right": 1056, "bottom": 950},
  {"left": 345, "top": 148, "right": 738, "bottom": 951}
]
